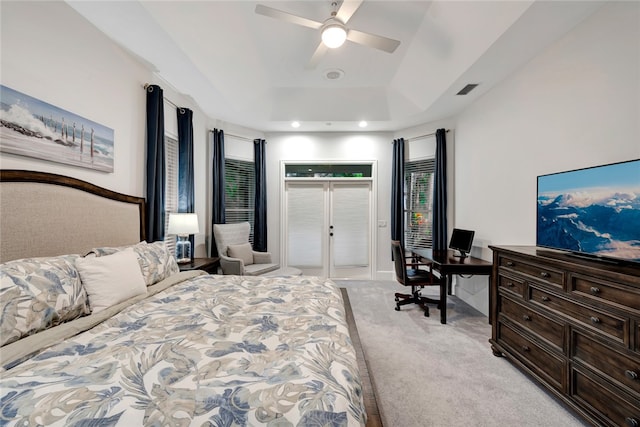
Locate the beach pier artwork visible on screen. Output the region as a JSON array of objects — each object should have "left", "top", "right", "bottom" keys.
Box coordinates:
[{"left": 0, "top": 85, "right": 114, "bottom": 172}]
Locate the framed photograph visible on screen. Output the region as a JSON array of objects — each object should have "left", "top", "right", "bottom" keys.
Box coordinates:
[{"left": 0, "top": 85, "right": 114, "bottom": 172}]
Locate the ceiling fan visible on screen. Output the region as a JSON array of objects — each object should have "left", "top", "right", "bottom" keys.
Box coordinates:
[{"left": 255, "top": 0, "right": 401, "bottom": 69}]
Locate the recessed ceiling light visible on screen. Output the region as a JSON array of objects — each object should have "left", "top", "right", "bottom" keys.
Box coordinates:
[
  {"left": 358, "top": 121, "right": 368, "bottom": 128},
  {"left": 291, "top": 121, "right": 300, "bottom": 128},
  {"left": 323, "top": 69, "right": 345, "bottom": 80}
]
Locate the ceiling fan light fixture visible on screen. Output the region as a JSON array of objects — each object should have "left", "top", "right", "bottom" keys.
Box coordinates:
[{"left": 321, "top": 22, "right": 347, "bottom": 48}]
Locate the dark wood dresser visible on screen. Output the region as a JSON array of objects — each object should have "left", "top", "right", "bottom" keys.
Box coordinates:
[{"left": 489, "top": 246, "right": 640, "bottom": 427}]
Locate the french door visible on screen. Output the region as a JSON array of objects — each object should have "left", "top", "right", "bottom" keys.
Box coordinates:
[{"left": 285, "top": 181, "right": 372, "bottom": 279}]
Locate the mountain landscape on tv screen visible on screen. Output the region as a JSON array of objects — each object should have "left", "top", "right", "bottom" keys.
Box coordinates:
[{"left": 537, "top": 190, "right": 640, "bottom": 262}]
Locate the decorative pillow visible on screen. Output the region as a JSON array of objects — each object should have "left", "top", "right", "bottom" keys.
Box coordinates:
[
  {"left": 88, "top": 241, "right": 177, "bottom": 286},
  {"left": 87, "top": 241, "right": 147, "bottom": 257},
  {"left": 132, "top": 241, "right": 180, "bottom": 286},
  {"left": 0, "top": 255, "right": 89, "bottom": 346},
  {"left": 75, "top": 249, "right": 147, "bottom": 313},
  {"left": 227, "top": 243, "right": 254, "bottom": 266}
]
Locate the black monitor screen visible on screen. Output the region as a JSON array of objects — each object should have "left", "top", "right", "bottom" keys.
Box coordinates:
[{"left": 449, "top": 229, "right": 475, "bottom": 255}]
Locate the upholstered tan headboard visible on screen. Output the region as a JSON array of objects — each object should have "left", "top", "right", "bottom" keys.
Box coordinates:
[{"left": 0, "top": 170, "right": 145, "bottom": 262}]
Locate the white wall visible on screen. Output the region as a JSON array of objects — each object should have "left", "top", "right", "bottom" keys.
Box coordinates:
[
  {"left": 0, "top": 1, "right": 148, "bottom": 196},
  {"left": 451, "top": 1, "right": 640, "bottom": 314},
  {"left": 0, "top": 2, "right": 212, "bottom": 256}
]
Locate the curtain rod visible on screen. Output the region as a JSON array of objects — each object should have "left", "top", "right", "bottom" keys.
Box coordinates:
[
  {"left": 143, "top": 83, "right": 185, "bottom": 113},
  {"left": 404, "top": 129, "right": 449, "bottom": 142},
  {"left": 213, "top": 131, "right": 261, "bottom": 143}
]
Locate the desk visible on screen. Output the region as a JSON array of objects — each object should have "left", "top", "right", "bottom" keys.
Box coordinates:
[{"left": 412, "top": 249, "right": 493, "bottom": 324}]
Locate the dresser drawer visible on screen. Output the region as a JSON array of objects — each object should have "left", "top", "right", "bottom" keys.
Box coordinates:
[
  {"left": 570, "top": 273, "right": 640, "bottom": 314},
  {"left": 500, "top": 296, "right": 564, "bottom": 351},
  {"left": 498, "top": 273, "right": 525, "bottom": 298},
  {"left": 571, "top": 366, "right": 640, "bottom": 427},
  {"left": 499, "top": 255, "right": 564, "bottom": 289},
  {"left": 498, "top": 321, "right": 565, "bottom": 392},
  {"left": 572, "top": 329, "right": 640, "bottom": 397},
  {"left": 529, "top": 285, "right": 630, "bottom": 346}
]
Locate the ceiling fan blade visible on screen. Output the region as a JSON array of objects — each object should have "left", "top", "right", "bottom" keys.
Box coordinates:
[
  {"left": 335, "top": 0, "right": 363, "bottom": 24},
  {"left": 255, "top": 4, "right": 322, "bottom": 30},
  {"left": 347, "top": 29, "right": 400, "bottom": 53},
  {"left": 306, "top": 43, "right": 329, "bottom": 69}
]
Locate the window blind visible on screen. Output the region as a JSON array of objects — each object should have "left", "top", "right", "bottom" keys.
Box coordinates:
[
  {"left": 404, "top": 158, "right": 435, "bottom": 250},
  {"left": 225, "top": 158, "right": 256, "bottom": 244},
  {"left": 164, "top": 135, "right": 179, "bottom": 253}
]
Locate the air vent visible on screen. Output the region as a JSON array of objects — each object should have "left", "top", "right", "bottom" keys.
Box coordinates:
[{"left": 457, "top": 84, "right": 479, "bottom": 95}]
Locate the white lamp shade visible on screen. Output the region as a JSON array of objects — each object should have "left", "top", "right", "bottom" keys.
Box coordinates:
[
  {"left": 167, "top": 213, "right": 199, "bottom": 235},
  {"left": 322, "top": 24, "right": 347, "bottom": 49}
]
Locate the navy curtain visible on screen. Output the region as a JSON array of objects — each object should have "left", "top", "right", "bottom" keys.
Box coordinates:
[
  {"left": 253, "top": 139, "right": 267, "bottom": 252},
  {"left": 433, "top": 128, "right": 448, "bottom": 252},
  {"left": 177, "top": 108, "right": 195, "bottom": 259},
  {"left": 391, "top": 138, "right": 405, "bottom": 255},
  {"left": 145, "top": 84, "right": 165, "bottom": 243},
  {"left": 211, "top": 128, "right": 225, "bottom": 256}
]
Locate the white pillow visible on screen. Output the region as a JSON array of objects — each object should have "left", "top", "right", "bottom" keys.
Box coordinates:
[
  {"left": 76, "top": 249, "right": 147, "bottom": 313},
  {"left": 227, "top": 243, "right": 254, "bottom": 266}
]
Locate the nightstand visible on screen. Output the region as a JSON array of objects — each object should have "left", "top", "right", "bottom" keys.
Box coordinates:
[{"left": 178, "top": 257, "right": 220, "bottom": 274}]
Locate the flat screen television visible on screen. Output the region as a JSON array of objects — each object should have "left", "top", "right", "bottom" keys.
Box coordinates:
[
  {"left": 536, "top": 159, "right": 640, "bottom": 265},
  {"left": 449, "top": 228, "right": 475, "bottom": 258}
]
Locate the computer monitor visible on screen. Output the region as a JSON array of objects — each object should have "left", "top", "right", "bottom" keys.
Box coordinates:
[{"left": 449, "top": 228, "right": 475, "bottom": 258}]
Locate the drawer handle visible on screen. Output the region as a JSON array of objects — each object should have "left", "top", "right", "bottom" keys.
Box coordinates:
[
  {"left": 590, "top": 316, "right": 601, "bottom": 324},
  {"left": 540, "top": 271, "right": 550, "bottom": 278},
  {"left": 506, "top": 261, "right": 514, "bottom": 267},
  {"left": 506, "top": 282, "right": 514, "bottom": 287},
  {"left": 521, "top": 345, "right": 530, "bottom": 352},
  {"left": 541, "top": 296, "right": 550, "bottom": 302},
  {"left": 590, "top": 286, "right": 600, "bottom": 294},
  {"left": 522, "top": 315, "right": 531, "bottom": 321},
  {"left": 625, "top": 417, "right": 639, "bottom": 427},
  {"left": 625, "top": 370, "right": 638, "bottom": 380}
]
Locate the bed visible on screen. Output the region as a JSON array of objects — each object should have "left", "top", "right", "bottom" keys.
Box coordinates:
[{"left": 0, "top": 170, "right": 367, "bottom": 426}]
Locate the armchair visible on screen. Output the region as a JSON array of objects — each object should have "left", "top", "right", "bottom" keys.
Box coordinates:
[{"left": 213, "top": 222, "right": 279, "bottom": 275}]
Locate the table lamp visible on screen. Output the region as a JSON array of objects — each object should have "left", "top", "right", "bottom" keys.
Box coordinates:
[{"left": 167, "top": 213, "right": 199, "bottom": 263}]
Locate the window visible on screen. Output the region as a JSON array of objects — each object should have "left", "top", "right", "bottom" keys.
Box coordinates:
[
  {"left": 285, "top": 163, "right": 372, "bottom": 178},
  {"left": 225, "top": 158, "right": 255, "bottom": 243},
  {"left": 164, "top": 135, "right": 179, "bottom": 253},
  {"left": 404, "top": 158, "right": 435, "bottom": 250}
]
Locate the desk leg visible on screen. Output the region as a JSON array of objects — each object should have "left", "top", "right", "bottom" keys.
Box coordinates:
[
  {"left": 440, "top": 274, "right": 447, "bottom": 324},
  {"left": 447, "top": 274, "right": 453, "bottom": 295},
  {"left": 487, "top": 274, "right": 493, "bottom": 325}
]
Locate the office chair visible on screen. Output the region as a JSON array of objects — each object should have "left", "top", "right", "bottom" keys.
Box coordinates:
[{"left": 391, "top": 240, "right": 442, "bottom": 317}]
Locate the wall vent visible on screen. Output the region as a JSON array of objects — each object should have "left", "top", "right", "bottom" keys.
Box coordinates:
[{"left": 457, "top": 83, "right": 479, "bottom": 95}]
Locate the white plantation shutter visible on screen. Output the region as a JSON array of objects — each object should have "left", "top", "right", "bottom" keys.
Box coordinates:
[
  {"left": 164, "top": 135, "right": 179, "bottom": 253},
  {"left": 404, "top": 158, "right": 435, "bottom": 250},
  {"left": 225, "top": 158, "right": 256, "bottom": 244}
]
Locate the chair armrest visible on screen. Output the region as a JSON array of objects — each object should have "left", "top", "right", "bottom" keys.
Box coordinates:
[
  {"left": 252, "top": 251, "right": 272, "bottom": 264},
  {"left": 219, "top": 254, "right": 245, "bottom": 275}
]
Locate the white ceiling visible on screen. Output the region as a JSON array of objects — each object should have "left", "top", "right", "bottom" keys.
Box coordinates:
[{"left": 67, "top": 0, "right": 604, "bottom": 133}]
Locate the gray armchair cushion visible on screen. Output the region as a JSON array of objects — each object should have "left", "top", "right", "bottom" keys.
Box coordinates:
[
  {"left": 244, "top": 263, "right": 279, "bottom": 276},
  {"left": 227, "top": 243, "right": 254, "bottom": 265}
]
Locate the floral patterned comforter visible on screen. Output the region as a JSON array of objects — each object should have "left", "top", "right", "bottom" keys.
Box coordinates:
[{"left": 0, "top": 274, "right": 366, "bottom": 426}]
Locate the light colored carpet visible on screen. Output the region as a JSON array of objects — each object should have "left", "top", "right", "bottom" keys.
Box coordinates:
[{"left": 334, "top": 279, "right": 589, "bottom": 427}]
